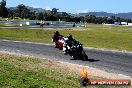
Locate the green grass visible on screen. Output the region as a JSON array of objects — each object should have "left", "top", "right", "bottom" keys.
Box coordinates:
[
  {"left": 0, "top": 54, "right": 81, "bottom": 88},
  {"left": 0, "top": 28, "right": 132, "bottom": 51}
]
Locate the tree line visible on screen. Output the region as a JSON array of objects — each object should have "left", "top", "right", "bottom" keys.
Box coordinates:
[{"left": 0, "top": 0, "right": 132, "bottom": 24}]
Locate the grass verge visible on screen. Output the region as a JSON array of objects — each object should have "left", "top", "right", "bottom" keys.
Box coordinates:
[
  {"left": 0, "top": 53, "right": 130, "bottom": 88},
  {"left": 0, "top": 53, "right": 81, "bottom": 88}
]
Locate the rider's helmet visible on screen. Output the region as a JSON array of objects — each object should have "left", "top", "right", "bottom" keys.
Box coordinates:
[
  {"left": 55, "top": 31, "right": 59, "bottom": 35},
  {"left": 67, "top": 34, "right": 73, "bottom": 40}
]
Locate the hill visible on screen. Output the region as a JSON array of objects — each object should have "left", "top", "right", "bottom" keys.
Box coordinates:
[{"left": 79, "top": 12, "right": 132, "bottom": 19}]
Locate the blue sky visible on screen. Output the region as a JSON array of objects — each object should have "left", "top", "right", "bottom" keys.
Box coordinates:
[{"left": 6, "top": 0, "right": 132, "bottom": 13}]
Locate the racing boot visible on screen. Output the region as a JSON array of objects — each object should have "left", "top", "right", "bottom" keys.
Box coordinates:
[{"left": 63, "top": 47, "right": 67, "bottom": 55}]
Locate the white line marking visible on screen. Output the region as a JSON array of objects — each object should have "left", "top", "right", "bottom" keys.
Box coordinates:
[{"left": 118, "top": 74, "right": 131, "bottom": 78}]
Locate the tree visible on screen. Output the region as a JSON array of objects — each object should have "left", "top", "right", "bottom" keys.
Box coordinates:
[
  {"left": 111, "top": 16, "right": 116, "bottom": 21},
  {"left": 52, "top": 8, "right": 59, "bottom": 14},
  {"left": 15, "top": 4, "right": 30, "bottom": 19},
  {"left": 95, "top": 17, "right": 103, "bottom": 24},
  {"left": 80, "top": 16, "right": 85, "bottom": 23},
  {"left": 0, "top": 0, "right": 6, "bottom": 7},
  {"left": 0, "top": 0, "right": 8, "bottom": 18},
  {"left": 107, "top": 18, "right": 114, "bottom": 24},
  {"left": 102, "top": 17, "right": 108, "bottom": 24},
  {"left": 29, "top": 11, "right": 36, "bottom": 20},
  {"left": 8, "top": 9, "right": 15, "bottom": 19},
  {"left": 37, "top": 12, "right": 44, "bottom": 20},
  {"left": 85, "top": 15, "right": 96, "bottom": 23}
]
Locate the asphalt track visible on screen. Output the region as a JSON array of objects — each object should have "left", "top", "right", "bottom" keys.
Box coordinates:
[{"left": 0, "top": 40, "right": 132, "bottom": 77}]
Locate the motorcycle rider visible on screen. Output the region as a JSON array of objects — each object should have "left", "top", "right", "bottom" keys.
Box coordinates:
[
  {"left": 52, "top": 31, "right": 63, "bottom": 48},
  {"left": 63, "top": 34, "right": 78, "bottom": 55}
]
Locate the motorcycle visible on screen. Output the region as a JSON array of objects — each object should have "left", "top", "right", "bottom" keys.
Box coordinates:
[
  {"left": 65, "top": 40, "right": 88, "bottom": 61},
  {"left": 52, "top": 35, "right": 64, "bottom": 50}
]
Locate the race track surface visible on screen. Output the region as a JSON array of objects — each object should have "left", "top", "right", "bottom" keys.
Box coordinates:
[{"left": 0, "top": 40, "right": 132, "bottom": 77}]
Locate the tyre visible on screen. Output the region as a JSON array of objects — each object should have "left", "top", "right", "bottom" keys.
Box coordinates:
[
  {"left": 82, "top": 51, "right": 88, "bottom": 61},
  {"left": 73, "top": 55, "right": 78, "bottom": 60}
]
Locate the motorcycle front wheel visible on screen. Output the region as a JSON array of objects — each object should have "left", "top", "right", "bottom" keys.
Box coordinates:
[{"left": 82, "top": 51, "right": 88, "bottom": 61}]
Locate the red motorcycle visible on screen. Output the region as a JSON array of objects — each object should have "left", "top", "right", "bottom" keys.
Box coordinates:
[{"left": 52, "top": 31, "right": 64, "bottom": 50}]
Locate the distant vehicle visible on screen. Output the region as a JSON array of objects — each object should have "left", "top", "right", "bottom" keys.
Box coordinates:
[
  {"left": 73, "top": 23, "right": 76, "bottom": 27},
  {"left": 36, "top": 22, "right": 51, "bottom": 25}
]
